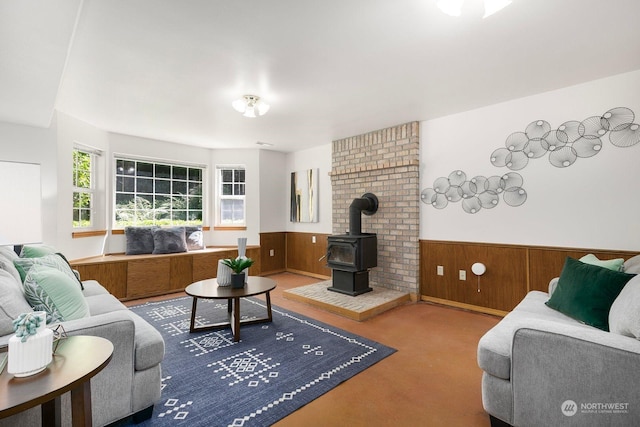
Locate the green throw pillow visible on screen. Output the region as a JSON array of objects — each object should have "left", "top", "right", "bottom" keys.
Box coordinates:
[
  {"left": 19, "top": 244, "right": 58, "bottom": 258},
  {"left": 14, "top": 253, "right": 83, "bottom": 289},
  {"left": 579, "top": 253, "right": 624, "bottom": 272},
  {"left": 546, "top": 257, "right": 635, "bottom": 331},
  {"left": 22, "top": 264, "right": 89, "bottom": 324}
]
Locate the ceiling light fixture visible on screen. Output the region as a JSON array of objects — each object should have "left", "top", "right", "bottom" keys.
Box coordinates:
[
  {"left": 232, "top": 94, "right": 270, "bottom": 118},
  {"left": 437, "top": 0, "right": 512, "bottom": 18}
]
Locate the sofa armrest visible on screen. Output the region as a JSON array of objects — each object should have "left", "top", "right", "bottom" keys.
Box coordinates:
[
  {"left": 58, "top": 311, "right": 137, "bottom": 420},
  {"left": 510, "top": 321, "right": 640, "bottom": 426}
]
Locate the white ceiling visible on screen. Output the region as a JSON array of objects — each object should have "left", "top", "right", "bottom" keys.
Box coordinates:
[{"left": 2, "top": 0, "right": 640, "bottom": 153}]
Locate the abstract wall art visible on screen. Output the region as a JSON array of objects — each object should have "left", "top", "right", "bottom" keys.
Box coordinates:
[{"left": 290, "top": 168, "right": 319, "bottom": 222}]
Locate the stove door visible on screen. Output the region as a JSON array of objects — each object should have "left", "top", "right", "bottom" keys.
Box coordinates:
[{"left": 327, "top": 241, "right": 358, "bottom": 271}]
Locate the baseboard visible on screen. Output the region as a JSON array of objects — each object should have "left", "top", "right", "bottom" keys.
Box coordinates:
[
  {"left": 421, "top": 296, "right": 507, "bottom": 317},
  {"left": 285, "top": 268, "right": 331, "bottom": 280}
]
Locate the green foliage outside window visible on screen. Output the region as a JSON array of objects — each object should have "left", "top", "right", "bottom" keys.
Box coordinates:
[
  {"left": 73, "top": 150, "right": 92, "bottom": 228},
  {"left": 114, "top": 158, "right": 203, "bottom": 227}
]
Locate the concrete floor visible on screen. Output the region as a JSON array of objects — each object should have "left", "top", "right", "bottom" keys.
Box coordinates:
[
  {"left": 128, "top": 272, "right": 500, "bottom": 426},
  {"left": 265, "top": 273, "right": 500, "bottom": 427}
]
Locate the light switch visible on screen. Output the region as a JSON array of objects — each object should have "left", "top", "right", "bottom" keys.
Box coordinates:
[
  {"left": 459, "top": 270, "right": 466, "bottom": 281},
  {"left": 437, "top": 266, "right": 444, "bottom": 276},
  {"left": 269, "top": 249, "right": 275, "bottom": 257},
  {"left": 312, "top": 236, "right": 316, "bottom": 243}
]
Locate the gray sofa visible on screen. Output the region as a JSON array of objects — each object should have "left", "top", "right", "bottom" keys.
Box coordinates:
[
  {"left": 478, "top": 255, "right": 640, "bottom": 427},
  {"left": 0, "top": 247, "right": 164, "bottom": 426}
]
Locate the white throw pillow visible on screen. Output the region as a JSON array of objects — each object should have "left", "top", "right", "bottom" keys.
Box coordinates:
[{"left": 609, "top": 274, "right": 640, "bottom": 339}]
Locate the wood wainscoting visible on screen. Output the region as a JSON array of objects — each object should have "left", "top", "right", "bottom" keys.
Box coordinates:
[
  {"left": 260, "top": 232, "right": 287, "bottom": 275},
  {"left": 420, "top": 240, "right": 638, "bottom": 316},
  {"left": 285, "top": 232, "right": 331, "bottom": 279}
]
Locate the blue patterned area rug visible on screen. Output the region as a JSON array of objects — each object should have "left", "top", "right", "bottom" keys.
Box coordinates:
[{"left": 125, "top": 296, "right": 396, "bottom": 427}]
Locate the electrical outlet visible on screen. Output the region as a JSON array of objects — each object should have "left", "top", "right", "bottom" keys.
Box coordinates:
[
  {"left": 269, "top": 249, "right": 275, "bottom": 257},
  {"left": 459, "top": 270, "right": 467, "bottom": 281},
  {"left": 312, "top": 235, "right": 316, "bottom": 243},
  {"left": 437, "top": 266, "right": 444, "bottom": 276}
]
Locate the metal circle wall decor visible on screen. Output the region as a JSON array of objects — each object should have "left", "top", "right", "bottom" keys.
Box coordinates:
[
  {"left": 421, "top": 172, "right": 525, "bottom": 214},
  {"left": 421, "top": 107, "right": 638, "bottom": 214},
  {"left": 489, "top": 107, "right": 638, "bottom": 170}
]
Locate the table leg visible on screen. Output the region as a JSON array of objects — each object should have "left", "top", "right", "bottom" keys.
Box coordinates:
[
  {"left": 70, "top": 381, "right": 92, "bottom": 427},
  {"left": 190, "top": 297, "right": 198, "bottom": 332},
  {"left": 266, "top": 291, "right": 273, "bottom": 322},
  {"left": 41, "top": 397, "right": 61, "bottom": 427},
  {"left": 231, "top": 297, "right": 240, "bottom": 342}
]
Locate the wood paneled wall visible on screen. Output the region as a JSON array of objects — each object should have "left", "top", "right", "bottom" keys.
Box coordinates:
[
  {"left": 286, "top": 232, "right": 331, "bottom": 279},
  {"left": 260, "top": 232, "right": 286, "bottom": 274},
  {"left": 420, "top": 240, "right": 638, "bottom": 315}
]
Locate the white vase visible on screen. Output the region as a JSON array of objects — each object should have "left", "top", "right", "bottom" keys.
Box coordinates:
[
  {"left": 8, "top": 311, "right": 53, "bottom": 377},
  {"left": 217, "top": 260, "right": 232, "bottom": 286},
  {"left": 237, "top": 237, "right": 247, "bottom": 258}
]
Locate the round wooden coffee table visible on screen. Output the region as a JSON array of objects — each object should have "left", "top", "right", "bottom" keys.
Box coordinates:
[
  {"left": 185, "top": 276, "right": 277, "bottom": 342},
  {"left": 0, "top": 335, "right": 113, "bottom": 427}
]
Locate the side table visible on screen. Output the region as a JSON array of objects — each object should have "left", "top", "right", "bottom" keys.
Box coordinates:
[{"left": 0, "top": 335, "right": 113, "bottom": 427}]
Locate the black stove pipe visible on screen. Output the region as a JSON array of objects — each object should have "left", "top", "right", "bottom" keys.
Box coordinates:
[{"left": 348, "top": 193, "right": 379, "bottom": 235}]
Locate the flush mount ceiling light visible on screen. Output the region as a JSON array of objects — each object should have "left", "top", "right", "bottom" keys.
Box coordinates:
[
  {"left": 437, "top": 0, "right": 512, "bottom": 18},
  {"left": 232, "top": 94, "right": 270, "bottom": 118}
]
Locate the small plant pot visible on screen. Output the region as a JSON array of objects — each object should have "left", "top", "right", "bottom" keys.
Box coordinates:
[{"left": 231, "top": 273, "right": 246, "bottom": 289}]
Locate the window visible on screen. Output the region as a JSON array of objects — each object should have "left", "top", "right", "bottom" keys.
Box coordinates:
[
  {"left": 217, "top": 166, "right": 245, "bottom": 226},
  {"left": 114, "top": 157, "right": 204, "bottom": 227},
  {"left": 73, "top": 149, "right": 93, "bottom": 228}
]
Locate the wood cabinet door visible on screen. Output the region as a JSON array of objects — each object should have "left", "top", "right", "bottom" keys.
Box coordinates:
[{"left": 127, "top": 258, "right": 171, "bottom": 298}]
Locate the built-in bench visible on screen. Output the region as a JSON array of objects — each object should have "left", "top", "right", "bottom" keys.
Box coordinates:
[{"left": 70, "top": 246, "right": 261, "bottom": 300}]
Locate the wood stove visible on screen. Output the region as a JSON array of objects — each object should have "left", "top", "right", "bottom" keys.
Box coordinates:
[{"left": 326, "top": 193, "right": 378, "bottom": 296}]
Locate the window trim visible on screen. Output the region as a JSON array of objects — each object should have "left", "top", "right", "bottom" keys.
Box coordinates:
[{"left": 215, "top": 165, "right": 246, "bottom": 228}]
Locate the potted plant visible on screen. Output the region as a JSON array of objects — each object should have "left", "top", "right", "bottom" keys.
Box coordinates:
[{"left": 221, "top": 257, "right": 254, "bottom": 288}]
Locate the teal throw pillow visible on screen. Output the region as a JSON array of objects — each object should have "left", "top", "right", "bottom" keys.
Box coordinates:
[
  {"left": 20, "top": 244, "right": 58, "bottom": 258},
  {"left": 22, "top": 264, "right": 89, "bottom": 324},
  {"left": 14, "top": 253, "right": 82, "bottom": 288},
  {"left": 546, "top": 257, "right": 635, "bottom": 331},
  {"left": 579, "top": 253, "right": 624, "bottom": 272}
]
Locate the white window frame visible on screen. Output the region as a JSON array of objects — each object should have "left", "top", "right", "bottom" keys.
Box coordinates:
[
  {"left": 113, "top": 155, "right": 206, "bottom": 228},
  {"left": 72, "top": 147, "right": 95, "bottom": 229},
  {"left": 216, "top": 165, "right": 246, "bottom": 227}
]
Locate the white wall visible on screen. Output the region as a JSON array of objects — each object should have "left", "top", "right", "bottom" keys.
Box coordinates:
[
  {"left": 209, "top": 148, "right": 261, "bottom": 246},
  {"left": 420, "top": 69, "right": 640, "bottom": 251},
  {"left": 56, "top": 112, "right": 110, "bottom": 259},
  {"left": 285, "top": 144, "right": 333, "bottom": 234},
  {"left": 0, "top": 120, "right": 57, "bottom": 249},
  {"left": 259, "top": 149, "right": 288, "bottom": 232}
]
